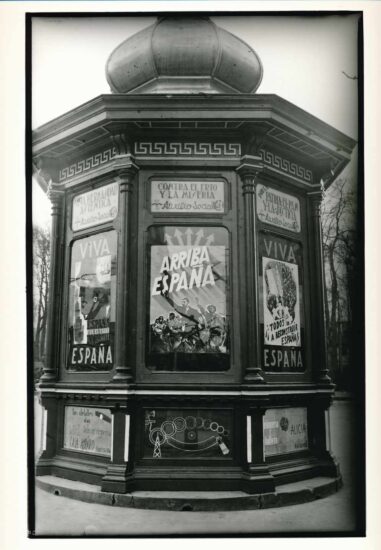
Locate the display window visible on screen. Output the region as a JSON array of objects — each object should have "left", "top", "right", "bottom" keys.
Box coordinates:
[
  {"left": 263, "top": 407, "right": 308, "bottom": 457},
  {"left": 258, "top": 232, "right": 306, "bottom": 372},
  {"left": 63, "top": 406, "right": 112, "bottom": 457},
  {"left": 147, "top": 225, "right": 230, "bottom": 371},
  {"left": 144, "top": 409, "right": 233, "bottom": 459},
  {"left": 67, "top": 231, "right": 117, "bottom": 371}
]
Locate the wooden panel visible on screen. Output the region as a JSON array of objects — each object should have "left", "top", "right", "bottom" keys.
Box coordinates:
[
  {"left": 63, "top": 406, "right": 112, "bottom": 457},
  {"left": 263, "top": 407, "right": 308, "bottom": 457}
]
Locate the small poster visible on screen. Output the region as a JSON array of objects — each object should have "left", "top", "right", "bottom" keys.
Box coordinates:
[
  {"left": 64, "top": 406, "right": 112, "bottom": 456},
  {"left": 72, "top": 182, "right": 119, "bottom": 231},
  {"left": 263, "top": 257, "right": 301, "bottom": 347},
  {"left": 151, "top": 180, "right": 225, "bottom": 213},
  {"left": 259, "top": 233, "right": 305, "bottom": 372},
  {"left": 263, "top": 407, "right": 308, "bottom": 457},
  {"left": 256, "top": 184, "right": 301, "bottom": 232},
  {"left": 67, "top": 231, "right": 117, "bottom": 371}
]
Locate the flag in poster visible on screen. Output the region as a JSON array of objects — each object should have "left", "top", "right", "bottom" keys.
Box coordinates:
[
  {"left": 149, "top": 227, "right": 229, "bottom": 354},
  {"left": 263, "top": 257, "right": 301, "bottom": 347}
]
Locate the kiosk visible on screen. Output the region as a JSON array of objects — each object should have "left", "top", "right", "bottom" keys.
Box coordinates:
[{"left": 33, "top": 16, "right": 356, "bottom": 495}]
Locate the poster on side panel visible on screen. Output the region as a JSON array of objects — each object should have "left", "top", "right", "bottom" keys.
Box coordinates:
[{"left": 263, "top": 257, "right": 301, "bottom": 347}]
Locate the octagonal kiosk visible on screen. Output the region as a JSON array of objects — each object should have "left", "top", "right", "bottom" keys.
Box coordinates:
[{"left": 33, "top": 16, "right": 356, "bottom": 497}]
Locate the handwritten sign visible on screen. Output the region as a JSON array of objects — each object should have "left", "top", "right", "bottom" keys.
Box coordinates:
[
  {"left": 63, "top": 406, "right": 112, "bottom": 456},
  {"left": 151, "top": 180, "right": 225, "bottom": 213},
  {"left": 263, "top": 407, "right": 308, "bottom": 457},
  {"left": 72, "top": 182, "right": 118, "bottom": 231},
  {"left": 256, "top": 184, "right": 301, "bottom": 233}
]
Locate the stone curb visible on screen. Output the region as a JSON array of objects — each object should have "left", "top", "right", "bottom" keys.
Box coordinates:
[{"left": 36, "top": 475, "right": 341, "bottom": 512}]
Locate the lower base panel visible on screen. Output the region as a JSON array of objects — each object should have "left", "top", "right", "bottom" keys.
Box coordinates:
[
  {"left": 36, "top": 473, "right": 342, "bottom": 511},
  {"left": 36, "top": 453, "right": 339, "bottom": 495}
]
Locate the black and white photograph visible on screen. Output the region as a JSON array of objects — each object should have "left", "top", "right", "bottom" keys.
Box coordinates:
[
  {"left": 1, "top": 2, "right": 377, "bottom": 544},
  {"left": 28, "top": 9, "right": 365, "bottom": 538}
]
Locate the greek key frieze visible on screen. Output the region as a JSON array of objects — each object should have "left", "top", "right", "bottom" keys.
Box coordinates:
[
  {"left": 259, "top": 148, "right": 313, "bottom": 183},
  {"left": 59, "top": 147, "right": 117, "bottom": 182},
  {"left": 134, "top": 142, "right": 241, "bottom": 157}
]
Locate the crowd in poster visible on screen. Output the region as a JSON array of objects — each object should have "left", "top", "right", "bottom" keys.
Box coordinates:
[
  {"left": 149, "top": 227, "right": 229, "bottom": 354},
  {"left": 263, "top": 257, "right": 301, "bottom": 347},
  {"left": 67, "top": 231, "right": 117, "bottom": 370},
  {"left": 72, "top": 182, "right": 119, "bottom": 231},
  {"left": 256, "top": 184, "right": 301, "bottom": 233},
  {"left": 263, "top": 407, "right": 308, "bottom": 457},
  {"left": 151, "top": 180, "right": 225, "bottom": 213},
  {"left": 64, "top": 406, "right": 112, "bottom": 456}
]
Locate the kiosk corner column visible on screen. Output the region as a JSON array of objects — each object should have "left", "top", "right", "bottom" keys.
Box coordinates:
[
  {"left": 112, "top": 162, "right": 139, "bottom": 383},
  {"left": 41, "top": 181, "right": 65, "bottom": 383},
  {"left": 237, "top": 158, "right": 264, "bottom": 384}
]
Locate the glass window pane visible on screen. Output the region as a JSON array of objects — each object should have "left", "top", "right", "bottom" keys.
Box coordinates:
[
  {"left": 259, "top": 232, "right": 306, "bottom": 372},
  {"left": 67, "top": 231, "right": 117, "bottom": 371},
  {"left": 147, "top": 226, "right": 230, "bottom": 371},
  {"left": 144, "top": 408, "right": 233, "bottom": 459},
  {"left": 63, "top": 406, "right": 112, "bottom": 456}
]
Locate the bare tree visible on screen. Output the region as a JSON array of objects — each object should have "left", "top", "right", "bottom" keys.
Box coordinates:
[
  {"left": 33, "top": 225, "right": 50, "bottom": 366},
  {"left": 321, "top": 176, "right": 357, "bottom": 390}
]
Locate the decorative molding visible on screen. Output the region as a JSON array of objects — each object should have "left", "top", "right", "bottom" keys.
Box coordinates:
[
  {"left": 111, "top": 133, "right": 133, "bottom": 156},
  {"left": 39, "top": 387, "right": 333, "bottom": 396},
  {"left": 134, "top": 142, "right": 241, "bottom": 157},
  {"left": 59, "top": 147, "right": 117, "bottom": 182},
  {"left": 259, "top": 148, "right": 313, "bottom": 184}
]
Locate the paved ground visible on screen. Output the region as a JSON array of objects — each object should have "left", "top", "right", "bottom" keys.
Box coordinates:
[{"left": 32, "top": 397, "right": 363, "bottom": 537}]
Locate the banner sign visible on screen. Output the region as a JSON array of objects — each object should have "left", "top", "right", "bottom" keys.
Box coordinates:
[
  {"left": 67, "top": 231, "right": 117, "bottom": 371},
  {"left": 72, "top": 182, "right": 118, "bottom": 231},
  {"left": 256, "top": 184, "right": 301, "bottom": 233},
  {"left": 263, "top": 407, "right": 308, "bottom": 457},
  {"left": 64, "top": 406, "right": 112, "bottom": 456},
  {"left": 151, "top": 180, "right": 225, "bottom": 213},
  {"left": 259, "top": 233, "right": 305, "bottom": 372},
  {"left": 148, "top": 226, "right": 229, "bottom": 356}
]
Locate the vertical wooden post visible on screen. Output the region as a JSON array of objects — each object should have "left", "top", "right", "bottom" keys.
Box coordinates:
[
  {"left": 112, "top": 166, "right": 138, "bottom": 383},
  {"left": 41, "top": 183, "right": 64, "bottom": 382},
  {"left": 244, "top": 406, "right": 275, "bottom": 493},
  {"left": 308, "top": 397, "right": 340, "bottom": 476},
  {"left": 237, "top": 162, "right": 264, "bottom": 383},
  {"left": 35, "top": 396, "right": 59, "bottom": 476},
  {"left": 250, "top": 407, "right": 267, "bottom": 464},
  {"left": 101, "top": 405, "right": 134, "bottom": 493}
]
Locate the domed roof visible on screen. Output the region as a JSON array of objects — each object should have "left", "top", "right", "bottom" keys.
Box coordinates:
[{"left": 106, "top": 16, "right": 263, "bottom": 94}]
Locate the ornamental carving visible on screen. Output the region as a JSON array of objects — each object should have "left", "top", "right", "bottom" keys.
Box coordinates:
[
  {"left": 59, "top": 147, "right": 117, "bottom": 182},
  {"left": 134, "top": 142, "right": 241, "bottom": 157},
  {"left": 259, "top": 148, "right": 313, "bottom": 184}
]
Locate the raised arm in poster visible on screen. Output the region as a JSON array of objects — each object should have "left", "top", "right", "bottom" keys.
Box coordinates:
[{"left": 149, "top": 226, "right": 229, "bottom": 355}]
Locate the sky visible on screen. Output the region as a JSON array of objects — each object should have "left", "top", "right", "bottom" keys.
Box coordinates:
[{"left": 32, "top": 14, "right": 359, "bottom": 226}]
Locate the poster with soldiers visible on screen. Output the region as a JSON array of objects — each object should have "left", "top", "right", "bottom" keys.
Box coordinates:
[{"left": 149, "top": 226, "right": 229, "bottom": 356}]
